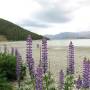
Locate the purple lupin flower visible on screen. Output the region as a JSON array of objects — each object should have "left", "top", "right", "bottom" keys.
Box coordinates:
[
  {"left": 28, "top": 58, "right": 35, "bottom": 76},
  {"left": 82, "top": 58, "right": 90, "bottom": 88},
  {"left": 15, "top": 49, "right": 22, "bottom": 88},
  {"left": 36, "top": 67, "right": 43, "bottom": 90},
  {"left": 42, "top": 38, "right": 48, "bottom": 73},
  {"left": 68, "top": 41, "right": 74, "bottom": 74},
  {"left": 59, "top": 70, "right": 64, "bottom": 90},
  {"left": 88, "top": 60, "right": 90, "bottom": 87},
  {"left": 39, "top": 46, "right": 42, "bottom": 67},
  {"left": 26, "top": 35, "right": 35, "bottom": 76},
  {"left": 76, "top": 75, "right": 82, "bottom": 90}
]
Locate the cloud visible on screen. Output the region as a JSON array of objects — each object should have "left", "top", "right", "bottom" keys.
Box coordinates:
[
  {"left": 0, "top": 0, "right": 41, "bottom": 23},
  {"left": 1, "top": 0, "right": 90, "bottom": 35},
  {"left": 32, "top": 0, "right": 72, "bottom": 23},
  {"left": 20, "top": 0, "right": 90, "bottom": 35},
  {"left": 19, "top": 20, "right": 49, "bottom": 28},
  {"left": 34, "top": 7, "right": 71, "bottom": 23},
  {"left": 33, "top": 0, "right": 90, "bottom": 24}
]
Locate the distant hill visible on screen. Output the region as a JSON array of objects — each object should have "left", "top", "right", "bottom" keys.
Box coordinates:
[
  {"left": 0, "top": 18, "right": 43, "bottom": 41},
  {"left": 45, "top": 31, "right": 90, "bottom": 39}
]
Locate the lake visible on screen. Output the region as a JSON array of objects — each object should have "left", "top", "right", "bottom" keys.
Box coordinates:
[
  {"left": 48, "top": 39, "right": 90, "bottom": 47},
  {"left": 0, "top": 39, "right": 90, "bottom": 48}
]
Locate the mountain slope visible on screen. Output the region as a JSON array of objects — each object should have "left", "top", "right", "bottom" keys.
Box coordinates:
[
  {"left": 0, "top": 18, "right": 43, "bottom": 41},
  {"left": 45, "top": 32, "right": 90, "bottom": 39}
]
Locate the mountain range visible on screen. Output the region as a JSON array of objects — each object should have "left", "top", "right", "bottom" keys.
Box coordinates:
[{"left": 45, "top": 32, "right": 90, "bottom": 39}]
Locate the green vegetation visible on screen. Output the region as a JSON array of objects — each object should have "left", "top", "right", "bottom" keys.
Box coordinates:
[
  {"left": 0, "top": 75, "right": 13, "bottom": 90},
  {"left": 0, "top": 53, "right": 26, "bottom": 81},
  {"left": 64, "top": 75, "right": 74, "bottom": 90},
  {"left": 43, "top": 72, "right": 56, "bottom": 90},
  {"left": 0, "top": 18, "right": 43, "bottom": 41}
]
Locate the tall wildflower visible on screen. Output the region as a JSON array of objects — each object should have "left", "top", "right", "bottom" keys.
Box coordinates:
[
  {"left": 26, "top": 35, "right": 35, "bottom": 76},
  {"left": 76, "top": 75, "right": 82, "bottom": 90},
  {"left": 59, "top": 70, "right": 64, "bottom": 90},
  {"left": 88, "top": 60, "right": 90, "bottom": 88},
  {"left": 15, "top": 49, "right": 22, "bottom": 88},
  {"left": 39, "top": 46, "right": 42, "bottom": 67},
  {"left": 82, "top": 58, "right": 90, "bottom": 88},
  {"left": 28, "top": 58, "right": 35, "bottom": 76},
  {"left": 68, "top": 41, "right": 74, "bottom": 74},
  {"left": 36, "top": 67, "right": 43, "bottom": 90},
  {"left": 42, "top": 38, "right": 48, "bottom": 73},
  {"left": 26, "top": 35, "right": 36, "bottom": 90}
]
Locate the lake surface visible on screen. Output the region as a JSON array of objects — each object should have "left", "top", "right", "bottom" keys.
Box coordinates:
[
  {"left": 0, "top": 39, "right": 90, "bottom": 48},
  {"left": 47, "top": 39, "right": 90, "bottom": 47}
]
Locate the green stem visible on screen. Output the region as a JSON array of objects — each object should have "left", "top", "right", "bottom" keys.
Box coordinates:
[
  {"left": 45, "top": 75, "right": 49, "bottom": 90},
  {"left": 17, "top": 77, "right": 21, "bottom": 89},
  {"left": 31, "top": 75, "right": 35, "bottom": 90},
  {"left": 29, "top": 71, "right": 35, "bottom": 90}
]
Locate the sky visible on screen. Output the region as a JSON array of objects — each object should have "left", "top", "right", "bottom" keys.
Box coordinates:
[{"left": 0, "top": 0, "right": 90, "bottom": 35}]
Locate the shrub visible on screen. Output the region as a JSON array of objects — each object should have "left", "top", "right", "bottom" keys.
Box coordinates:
[
  {"left": 0, "top": 53, "right": 26, "bottom": 81},
  {"left": 0, "top": 74, "right": 13, "bottom": 90}
]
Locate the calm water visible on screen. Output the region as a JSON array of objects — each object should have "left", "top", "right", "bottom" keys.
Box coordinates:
[
  {"left": 47, "top": 39, "right": 90, "bottom": 47},
  {"left": 0, "top": 39, "right": 90, "bottom": 48}
]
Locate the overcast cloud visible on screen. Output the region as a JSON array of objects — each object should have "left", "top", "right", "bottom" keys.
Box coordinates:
[
  {"left": 19, "top": 20, "right": 49, "bottom": 28},
  {"left": 0, "top": 0, "right": 90, "bottom": 35}
]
